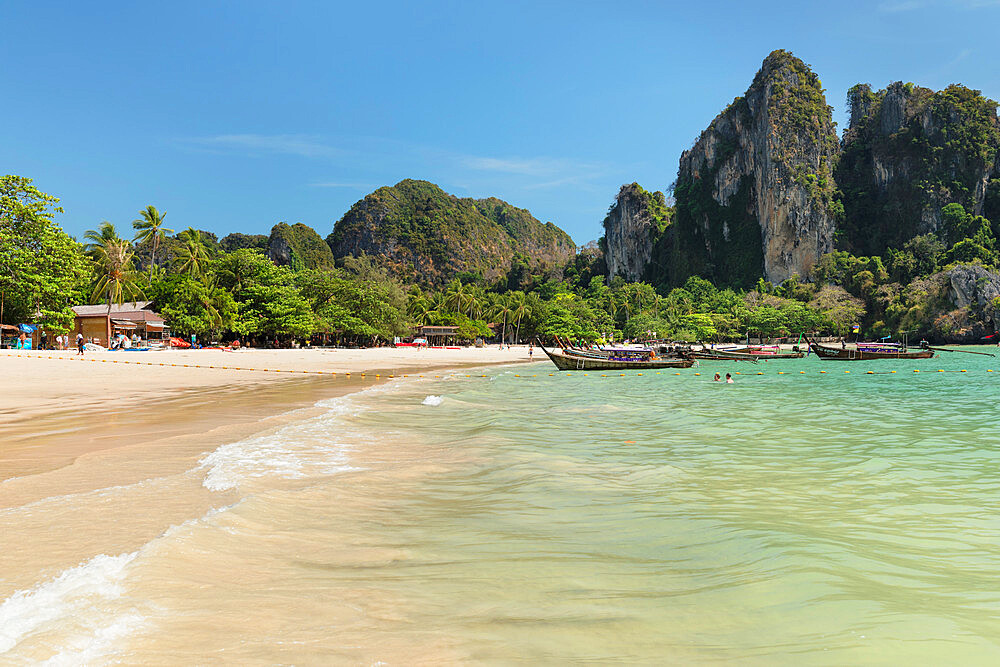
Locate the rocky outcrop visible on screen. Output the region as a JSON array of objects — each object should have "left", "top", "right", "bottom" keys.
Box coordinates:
[
  {"left": 946, "top": 263, "right": 1000, "bottom": 330},
  {"left": 268, "top": 222, "right": 336, "bottom": 270},
  {"left": 602, "top": 183, "right": 670, "bottom": 281},
  {"left": 896, "top": 264, "right": 1000, "bottom": 342},
  {"left": 670, "top": 50, "right": 839, "bottom": 287},
  {"left": 327, "top": 179, "right": 576, "bottom": 285},
  {"left": 837, "top": 81, "right": 1000, "bottom": 255}
]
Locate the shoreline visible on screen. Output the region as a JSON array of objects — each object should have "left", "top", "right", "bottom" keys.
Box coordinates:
[
  {"left": 0, "top": 350, "right": 532, "bottom": 612},
  {"left": 0, "top": 346, "right": 536, "bottom": 485}
]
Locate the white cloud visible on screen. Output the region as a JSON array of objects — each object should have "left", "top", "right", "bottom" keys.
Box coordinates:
[
  {"left": 176, "top": 134, "right": 607, "bottom": 193},
  {"left": 179, "top": 134, "right": 345, "bottom": 159}
]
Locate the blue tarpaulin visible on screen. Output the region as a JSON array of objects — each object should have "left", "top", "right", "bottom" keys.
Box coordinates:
[{"left": 18, "top": 324, "right": 36, "bottom": 333}]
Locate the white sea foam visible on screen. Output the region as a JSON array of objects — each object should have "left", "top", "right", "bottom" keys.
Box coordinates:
[
  {"left": 0, "top": 504, "right": 239, "bottom": 662},
  {"left": 0, "top": 477, "right": 158, "bottom": 519},
  {"left": 0, "top": 552, "right": 138, "bottom": 655},
  {"left": 422, "top": 395, "right": 444, "bottom": 406},
  {"left": 39, "top": 612, "right": 145, "bottom": 666},
  {"left": 198, "top": 385, "right": 403, "bottom": 492}
]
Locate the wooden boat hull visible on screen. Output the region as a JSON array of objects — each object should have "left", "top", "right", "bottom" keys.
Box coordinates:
[
  {"left": 691, "top": 347, "right": 803, "bottom": 361},
  {"left": 807, "top": 339, "right": 935, "bottom": 360},
  {"left": 691, "top": 350, "right": 763, "bottom": 361},
  {"left": 541, "top": 346, "right": 694, "bottom": 371}
]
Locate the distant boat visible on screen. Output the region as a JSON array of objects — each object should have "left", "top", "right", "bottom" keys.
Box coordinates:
[
  {"left": 538, "top": 342, "right": 694, "bottom": 371},
  {"left": 805, "top": 337, "right": 935, "bottom": 360},
  {"left": 691, "top": 344, "right": 804, "bottom": 361}
]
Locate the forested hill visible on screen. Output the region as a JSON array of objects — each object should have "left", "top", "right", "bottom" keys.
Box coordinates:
[
  {"left": 836, "top": 81, "right": 1000, "bottom": 256},
  {"left": 327, "top": 179, "right": 576, "bottom": 286}
]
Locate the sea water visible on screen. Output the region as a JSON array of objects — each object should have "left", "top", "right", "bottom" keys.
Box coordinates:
[{"left": 3, "top": 352, "right": 1000, "bottom": 663}]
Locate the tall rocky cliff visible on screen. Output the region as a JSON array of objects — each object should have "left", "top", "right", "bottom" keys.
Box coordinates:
[
  {"left": 670, "top": 50, "right": 840, "bottom": 287},
  {"left": 602, "top": 183, "right": 671, "bottom": 282},
  {"left": 836, "top": 81, "right": 1000, "bottom": 255},
  {"left": 327, "top": 179, "right": 576, "bottom": 285}
]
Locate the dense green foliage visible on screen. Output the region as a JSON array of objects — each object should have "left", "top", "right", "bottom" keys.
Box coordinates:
[
  {"left": 7, "top": 170, "right": 1000, "bottom": 345},
  {"left": 837, "top": 82, "right": 1000, "bottom": 255},
  {"left": 327, "top": 179, "right": 575, "bottom": 286},
  {"left": 267, "top": 222, "right": 336, "bottom": 270},
  {"left": 0, "top": 176, "right": 90, "bottom": 330},
  {"left": 672, "top": 174, "right": 763, "bottom": 288},
  {"left": 219, "top": 232, "right": 269, "bottom": 253}
]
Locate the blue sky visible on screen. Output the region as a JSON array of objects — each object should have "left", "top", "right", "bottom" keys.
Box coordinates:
[{"left": 4, "top": 1, "right": 1000, "bottom": 244}]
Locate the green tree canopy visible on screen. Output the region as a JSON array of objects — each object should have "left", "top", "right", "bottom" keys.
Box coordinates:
[
  {"left": 214, "top": 249, "right": 313, "bottom": 337},
  {"left": 0, "top": 175, "right": 91, "bottom": 329}
]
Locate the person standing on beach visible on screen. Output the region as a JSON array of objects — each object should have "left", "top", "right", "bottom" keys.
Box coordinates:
[{"left": 76, "top": 332, "right": 84, "bottom": 356}]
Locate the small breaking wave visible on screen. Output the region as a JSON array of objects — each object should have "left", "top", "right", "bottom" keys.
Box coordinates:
[
  {"left": 422, "top": 395, "right": 444, "bottom": 406},
  {"left": 0, "top": 504, "right": 238, "bottom": 662},
  {"left": 0, "top": 552, "right": 139, "bottom": 656},
  {"left": 199, "top": 383, "right": 406, "bottom": 492}
]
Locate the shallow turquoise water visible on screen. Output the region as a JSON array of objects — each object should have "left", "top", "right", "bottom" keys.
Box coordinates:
[
  {"left": 345, "top": 350, "right": 1000, "bottom": 663},
  {"left": 7, "top": 350, "right": 1000, "bottom": 663}
]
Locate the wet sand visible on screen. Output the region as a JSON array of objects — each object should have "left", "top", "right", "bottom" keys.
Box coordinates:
[
  {"left": 1, "top": 346, "right": 533, "bottom": 425},
  {"left": 0, "top": 348, "right": 531, "bottom": 614}
]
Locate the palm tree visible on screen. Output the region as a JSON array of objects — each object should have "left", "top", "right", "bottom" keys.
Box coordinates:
[
  {"left": 510, "top": 291, "right": 530, "bottom": 344},
  {"left": 90, "top": 237, "right": 144, "bottom": 345},
  {"left": 407, "top": 294, "right": 432, "bottom": 324},
  {"left": 489, "top": 294, "right": 514, "bottom": 344},
  {"left": 133, "top": 206, "right": 173, "bottom": 276},
  {"left": 467, "top": 285, "right": 486, "bottom": 320},
  {"left": 174, "top": 227, "right": 210, "bottom": 278},
  {"left": 426, "top": 292, "right": 448, "bottom": 325},
  {"left": 200, "top": 277, "right": 230, "bottom": 332},
  {"left": 83, "top": 221, "right": 122, "bottom": 257},
  {"left": 444, "top": 280, "right": 472, "bottom": 315}
]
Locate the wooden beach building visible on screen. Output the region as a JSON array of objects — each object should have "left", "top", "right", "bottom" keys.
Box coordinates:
[
  {"left": 419, "top": 325, "right": 458, "bottom": 346},
  {"left": 71, "top": 301, "right": 168, "bottom": 346}
]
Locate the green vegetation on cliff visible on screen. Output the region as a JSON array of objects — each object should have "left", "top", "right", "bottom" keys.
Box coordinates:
[
  {"left": 8, "top": 173, "right": 1000, "bottom": 346},
  {"left": 327, "top": 179, "right": 575, "bottom": 286},
  {"left": 670, "top": 49, "right": 839, "bottom": 289},
  {"left": 268, "top": 222, "right": 336, "bottom": 270},
  {"left": 601, "top": 182, "right": 673, "bottom": 283},
  {"left": 837, "top": 82, "right": 1000, "bottom": 255},
  {"left": 671, "top": 175, "right": 763, "bottom": 288},
  {"left": 220, "top": 233, "right": 268, "bottom": 253}
]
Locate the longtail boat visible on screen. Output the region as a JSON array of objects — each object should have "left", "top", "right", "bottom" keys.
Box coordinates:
[
  {"left": 689, "top": 344, "right": 803, "bottom": 361},
  {"left": 538, "top": 342, "right": 694, "bottom": 371},
  {"left": 690, "top": 347, "right": 761, "bottom": 361},
  {"left": 729, "top": 344, "right": 805, "bottom": 359},
  {"left": 805, "top": 337, "right": 935, "bottom": 361}
]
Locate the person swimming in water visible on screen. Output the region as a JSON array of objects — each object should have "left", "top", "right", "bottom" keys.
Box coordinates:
[{"left": 725, "top": 373, "right": 734, "bottom": 384}]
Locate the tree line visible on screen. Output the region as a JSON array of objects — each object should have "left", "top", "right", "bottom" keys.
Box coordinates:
[{"left": 3, "top": 175, "right": 996, "bottom": 346}]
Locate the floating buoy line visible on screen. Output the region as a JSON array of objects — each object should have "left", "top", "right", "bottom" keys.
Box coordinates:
[{"left": 5, "top": 353, "right": 994, "bottom": 380}]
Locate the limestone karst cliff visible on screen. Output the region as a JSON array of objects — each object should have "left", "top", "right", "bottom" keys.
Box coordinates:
[
  {"left": 267, "top": 222, "right": 336, "bottom": 270},
  {"left": 670, "top": 49, "right": 840, "bottom": 287},
  {"left": 327, "top": 179, "right": 576, "bottom": 285},
  {"left": 602, "top": 183, "right": 671, "bottom": 282},
  {"left": 836, "top": 81, "right": 1000, "bottom": 256}
]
